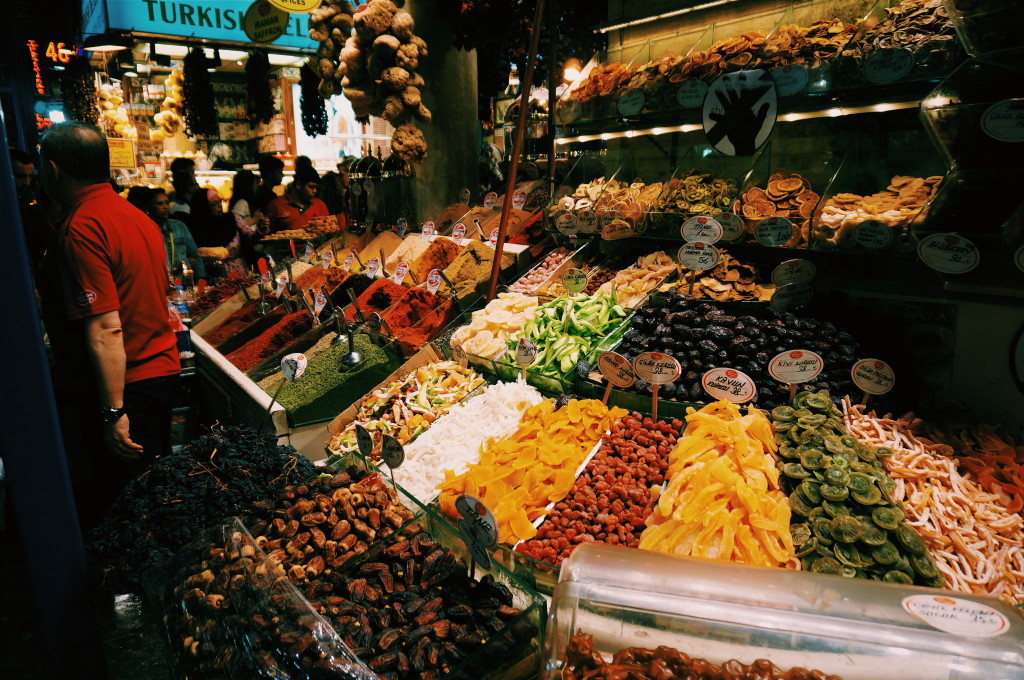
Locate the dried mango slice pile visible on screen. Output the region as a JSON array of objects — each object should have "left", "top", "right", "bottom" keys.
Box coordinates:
[
  {"left": 437, "top": 399, "right": 626, "bottom": 544},
  {"left": 639, "top": 400, "right": 796, "bottom": 568}
]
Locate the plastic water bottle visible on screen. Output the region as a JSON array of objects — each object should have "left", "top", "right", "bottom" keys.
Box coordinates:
[{"left": 171, "top": 285, "right": 191, "bottom": 325}]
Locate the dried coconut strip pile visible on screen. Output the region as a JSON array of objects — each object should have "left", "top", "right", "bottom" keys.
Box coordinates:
[{"left": 842, "top": 399, "right": 1024, "bottom": 604}]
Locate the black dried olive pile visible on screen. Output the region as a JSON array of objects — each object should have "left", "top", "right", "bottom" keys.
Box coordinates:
[
  {"left": 89, "top": 425, "right": 316, "bottom": 591},
  {"left": 616, "top": 294, "right": 862, "bottom": 409}
]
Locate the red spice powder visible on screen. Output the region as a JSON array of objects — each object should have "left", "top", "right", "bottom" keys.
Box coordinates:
[
  {"left": 191, "top": 276, "right": 256, "bottom": 317},
  {"left": 385, "top": 288, "right": 453, "bottom": 353},
  {"left": 226, "top": 311, "right": 314, "bottom": 372},
  {"left": 202, "top": 299, "right": 266, "bottom": 346},
  {"left": 293, "top": 266, "right": 349, "bottom": 292},
  {"left": 344, "top": 278, "right": 410, "bottom": 321}
]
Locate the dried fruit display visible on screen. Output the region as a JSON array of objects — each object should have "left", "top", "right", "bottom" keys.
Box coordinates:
[
  {"left": 562, "top": 631, "right": 846, "bottom": 680},
  {"left": 182, "top": 46, "right": 218, "bottom": 138},
  {"left": 668, "top": 252, "right": 770, "bottom": 302},
  {"left": 245, "top": 50, "right": 274, "bottom": 126},
  {"left": 843, "top": 401, "right": 1024, "bottom": 603},
  {"left": 594, "top": 251, "right": 677, "bottom": 308},
  {"left": 508, "top": 247, "right": 571, "bottom": 294},
  {"left": 654, "top": 171, "right": 738, "bottom": 218},
  {"left": 550, "top": 178, "right": 617, "bottom": 214},
  {"left": 517, "top": 413, "right": 682, "bottom": 567},
  {"left": 593, "top": 181, "right": 664, "bottom": 227},
  {"left": 739, "top": 169, "right": 819, "bottom": 246},
  {"left": 772, "top": 391, "right": 941, "bottom": 586},
  {"left": 813, "top": 175, "right": 942, "bottom": 248},
  {"left": 450, "top": 293, "right": 540, "bottom": 359},
  {"left": 190, "top": 275, "right": 257, "bottom": 318},
  {"left": 640, "top": 401, "right": 796, "bottom": 568}
]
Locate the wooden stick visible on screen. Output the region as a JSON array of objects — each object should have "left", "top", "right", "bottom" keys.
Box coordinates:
[
  {"left": 860, "top": 392, "right": 870, "bottom": 407},
  {"left": 687, "top": 269, "right": 697, "bottom": 296},
  {"left": 602, "top": 380, "right": 613, "bottom": 405},
  {"left": 652, "top": 385, "right": 660, "bottom": 421},
  {"left": 789, "top": 384, "right": 798, "bottom": 400}
]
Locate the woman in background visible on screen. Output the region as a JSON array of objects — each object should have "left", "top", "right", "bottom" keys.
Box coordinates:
[
  {"left": 189, "top": 188, "right": 254, "bottom": 277},
  {"left": 229, "top": 170, "right": 265, "bottom": 266}
]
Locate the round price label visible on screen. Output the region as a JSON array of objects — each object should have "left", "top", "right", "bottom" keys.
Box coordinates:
[
  {"left": 598, "top": 351, "right": 636, "bottom": 388},
  {"left": 561, "top": 268, "right": 588, "bottom": 294},
  {"left": 677, "top": 242, "right": 720, "bottom": 272},
  {"left": 342, "top": 251, "right": 355, "bottom": 271},
  {"left": 456, "top": 494, "right": 498, "bottom": 569},
  {"left": 863, "top": 47, "right": 915, "bottom": 85},
  {"left": 354, "top": 423, "right": 373, "bottom": 457},
  {"left": 771, "top": 64, "right": 809, "bottom": 97},
  {"left": 714, "top": 212, "right": 746, "bottom": 242},
  {"left": 702, "top": 368, "right": 757, "bottom": 404},
  {"left": 451, "top": 223, "right": 467, "bottom": 241},
  {"left": 366, "top": 257, "right": 382, "bottom": 278},
  {"left": 618, "top": 89, "right": 645, "bottom": 116},
  {"left": 515, "top": 337, "right": 538, "bottom": 367},
  {"left": 425, "top": 269, "right": 443, "bottom": 294},
  {"left": 556, "top": 212, "right": 579, "bottom": 236},
  {"left": 512, "top": 190, "right": 527, "bottom": 210},
  {"left": 981, "top": 99, "right": 1024, "bottom": 143},
  {"left": 459, "top": 188, "right": 471, "bottom": 204},
  {"left": 854, "top": 220, "right": 894, "bottom": 250},
  {"left": 392, "top": 262, "right": 409, "bottom": 284},
  {"left": 280, "top": 353, "right": 307, "bottom": 382},
  {"left": 558, "top": 99, "right": 582, "bottom": 124},
  {"left": 381, "top": 433, "right": 405, "bottom": 469},
  {"left": 755, "top": 217, "right": 794, "bottom": 247},
  {"left": 851, "top": 358, "right": 895, "bottom": 395},
  {"left": 320, "top": 251, "right": 333, "bottom": 269},
  {"left": 633, "top": 352, "right": 682, "bottom": 385},
  {"left": 421, "top": 221, "right": 435, "bottom": 238},
  {"left": 770, "top": 283, "right": 814, "bottom": 313},
  {"left": 601, "top": 214, "right": 632, "bottom": 241},
  {"left": 771, "top": 259, "right": 816, "bottom": 286},
  {"left": 769, "top": 350, "right": 823, "bottom": 385},
  {"left": 488, "top": 228, "right": 500, "bottom": 247},
  {"left": 902, "top": 595, "right": 1010, "bottom": 638},
  {"left": 677, "top": 80, "right": 708, "bottom": 109},
  {"left": 351, "top": 182, "right": 363, "bottom": 196},
  {"left": 577, "top": 210, "right": 598, "bottom": 234},
  {"left": 1015, "top": 244, "right": 1024, "bottom": 275},
  {"left": 275, "top": 275, "right": 288, "bottom": 298},
  {"left": 396, "top": 217, "right": 408, "bottom": 237},
  {"left": 260, "top": 271, "right": 272, "bottom": 285},
  {"left": 917, "top": 233, "right": 980, "bottom": 274},
  {"left": 483, "top": 191, "right": 498, "bottom": 208},
  {"left": 681, "top": 215, "right": 724, "bottom": 244},
  {"left": 599, "top": 211, "right": 623, "bottom": 227}
]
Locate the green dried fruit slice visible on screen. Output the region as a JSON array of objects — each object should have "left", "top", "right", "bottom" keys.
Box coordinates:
[
  {"left": 872, "top": 506, "right": 903, "bottom": 530},
  {"left": 850, "top": 461, "right": 874, "bottom": 473},
  {"left": 858, "top": 523, "right": 888, "bottom": 547},
  {"left": 783, "top": 463, "right": 812, "bottom": 480},
  {"left": 874, "top": 446, "right": 894, "bottom": 458},
  {"left": 826, "top": 417, "right": 844, "bottom": 432},
  {"left": 883, "top": 570, "right": 913, "bottom": 585},
  {"left": 839, "top": 435, "right": 858, "bottom": 449},
  {"left": 821, "top": 484, "right": 850, "bottom": 502},
  {"left": 789, "top": 490, "right": 814, "bottom": 517},
  {"left": 805, "top": 393, "right": 830, "bottom": 409},
  {"left": 824, "top": 467, "right": 850, "bottom": 487},
  {"left": 857, "top": 446, "right": 877, "bottom": 463},
  {"left": 773, "top": 420, "right": 795, "bottom": 432},
  {"left": 830, "top": 515, "right": 863, "bottom": 543},
  {"left": 812, "top": 517, "right": 834, "bottom": 545},
  {"left": 847, "top": 472, "right": 874, "bottom": 494},
  {"left": 910, "top": 553, "right": 939, "bottom": 579},
  {"left": 841, "top": 566, "right": 858, "bottom": 578},
  {"left": 871, "top": 541, "right": 900, "bottom": 566},
  {"left": 800, "top": 450, "right": 826, "bottom": 470},
  {"left": 793, "top": 428, "right": 819, "bottom": 445},
  {"left": 807, "top": 506, "right": 826, "bottom": 521},
  {"left": 895, "top": 555, "right": 914, "bottom": 577},
  {"left": 831, "top": 453, "right": 852, "bottom": 468},
  {"left": 924, "top": 574, "right": 946, "bottom": 589},
  {"left": 790, "top": 523, "right": 812, "bottom": 546},
  {"left": 822, "top": 500, "right": 851, "bottom": 518},
  {"left": 824, "top": 435, "right": 845, "bottom": 454},
  {"left": 778, "top": 445, "right": 798, "bottom": 459},
  {"left": 851, "top": 486, "right": 883, "bottom": 506},
  {"left": 793, "top": 392, "right": 811, "bottom": 408},
  {"left": 834, "top": 542, "right": 867, "bottom": 568},
  {"left": 794, "top": 408, "right": 813, "bottom": 419},
  {"left": 794, "top": 536, "right": 819, "bottom": 557},
  {"left": 798, "top": 414, "right": 827, "bottom": 427},
  {"left": 810, "top": 556, "right": 843, "bottom": 574},
  {"left": 798, "top": 481, "right": 822, "bottom": 504},
  {"left": 771, "top": 406, "right": 795, "bottom": 421},
  {"left": 896, "top": 525, "right": 927, "bottom": 555}
]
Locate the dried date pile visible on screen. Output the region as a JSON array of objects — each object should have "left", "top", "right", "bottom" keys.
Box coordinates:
[
  {"left": 89, "top": 425, "right": 316, "bottom": 591},
  {"left": 517, "top": 414, "right": 682, "bottom": 567}
]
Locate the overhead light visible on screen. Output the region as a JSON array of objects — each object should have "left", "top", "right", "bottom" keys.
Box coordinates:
[
  {"left": 268, "top": 53, "right": 303, "bottom": 66},
  {"left": 49, "top": 110, "right": 66, "bottom": 123},
  {"left": 83, "top": 33, "right": 132, "bottom": 52},
  {"left": 220, "top": 49, "right": 248, "bottom": 61},
  {"left": 595, "top": 0, "right": 739, "bottom": 33},
  {"left": 123, "top": 71, "right": 138, "bottom": 78},
  {"left": 563, "top": 58, "right": 583, "bottom": 83},
  {"left": 154, "top": 43, "right": 189, "bottom": 57}
]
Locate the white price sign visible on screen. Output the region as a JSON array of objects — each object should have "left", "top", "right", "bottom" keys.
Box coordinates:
[
  {"left": 851, "top": 358, "right": 896, "bottom": 395},
  {"left": 303, "top": 242, "right": 314, "bottom": 263},
  {"left": 512, "top": 190, "right": 527, "bottom": 210},
  {"left": 392, "top": 262, "right": 409, "bottom": 285},
  {"left": 770, "top": 282, "right": 814, "bottom": 313},
  {"left": 451, "top": 223, "right": 467, "bottom": 242},
  {"left": 425, "top": 269, "right": 443, "bottom": 294},
  {"left": 421, "top": 221, "right": 435, "bottom": 238},
  {"left": 714, "top": 211, "right": 746, "bottom": 242},
  {"left": 483, "top": 191, "right": 498, "bottom": 208},
  {"left": 488, "top": 228, "right": 500, "bottom": 248},
  {"left": 853, "top": 220, "right": 894, "bottom": 250},
  {"left": 274, "top": 275, "right": 288, "bottom": 299},
  {"left": 863, "top": 47, "right": 915, "bottom": 85},
  {"left": 677, "top": 242, "right": 720, "bottom": 272},
  {"left": 917, "top": 233, "right": 980, "bottom": 274},
  {"left": 618, "top": 89, "right": 645, "bottom": 116},
  {"left": 598, "top": 352, "right": 636, "bottom": 388},
  {"left": 365, "top": 257, "right": 382, "bottom": 278},
  {"left": 561, "top": 268, "right": 588, "bottom": 294},
  {"left": 514, "top": 337, "right": 538, "bottom": 367},
  {"left": 280, "top": 353, "right": 307, "bottom": 382},
  {"left": 633, "top": 352, "right": 682, "bottom": 385},
  {"left": 556, "top": 212, "right": 578, "bottom": 236},
  {"left": 771, "top": 259, "right": 816, "bottom": 286},
  {"left": 577, "top": 210, "right": 598, "bottom": 234},
  {"left": 677, "top": 80, "right": 708, "bottom": 108},
  {"left": 681, "top": 215, "right": 724, "bottom": 243},
  {"left": 313, "top": 290, "right": 328, "bottom": 314},
  {"left": 342, "top": 251, "right": 355, "bottom": 271},
  {"left": 768, "top": 350, "right": 823, "bottom": 385},
  {"left": 755, "top": 217, "right": 794, "bottom": 246},
  {"left": 702, "top": 368, "right": 757, "bottom": 404},
  {"left": 456, "top": 494, "right": 498, "bottom": 569},
  {"left": 320, "top": 251, "right": 333, "bottom": 269},
  {"left": 771, "top": 64, "right": 809, "bottom": 97}
]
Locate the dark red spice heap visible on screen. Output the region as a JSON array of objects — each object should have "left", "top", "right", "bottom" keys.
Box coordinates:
[
  {"left": 190, "top": 276, "right": 256, "bottom": 318},
  {"left": 201, "top": 299, "right": 267, "bottom": 347},
  {"left": 227, "top": 311, "right": 314, "bottom": 372}
]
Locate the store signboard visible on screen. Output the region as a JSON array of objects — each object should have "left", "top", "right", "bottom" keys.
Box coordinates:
[
  {"left": 107, "top": 139, "right": 137, "bottom": 168},
  {"left": 99, "top": 0, "right": 316, "bottom": 49}
]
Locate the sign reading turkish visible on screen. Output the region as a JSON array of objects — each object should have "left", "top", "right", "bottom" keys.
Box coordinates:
[
  {"left": 597, "top": 351, "right": 635, "bottom": 388},
  {"left": 917, "top": 233, "right": 980, "bottom": 274},
  {"left": 851, "top": 358, "right": 896, "bottom": 395},
  {"left": 681, "top": 215, "right": 723, "bottom": 243},
  {"left": 768, "top": 350, "right": 823, "bottom": 384},
  {"left": 633, "top": 352, "right": 682, "bottom": 385},
  {"left": 320, "top": 250, "right": 332, "bottom": 269},
  {"left": 702, "top": 368, "right": 757, "bottom": 403}
]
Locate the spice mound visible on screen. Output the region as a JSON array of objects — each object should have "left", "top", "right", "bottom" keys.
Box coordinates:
[
  {"left": 227, "top": 311, "right": 315, "bottom": 373},
  {"left": 356, "top": 230, "right": 404, "bottom": 269},
  {"left": 441, "top": 240, "right": 514, "bottom": 297},
  {"left": 201, "top": 299, "right": 267, "bottom": 347},
  {"left": 385, "top": 234, "right": 430, "bottom": 272},
  {"left": 294, "top": 265, "right": 349, "bottom": 292},
  {"left": 410, "top": 237, "right": 462, "bottom": 284}
]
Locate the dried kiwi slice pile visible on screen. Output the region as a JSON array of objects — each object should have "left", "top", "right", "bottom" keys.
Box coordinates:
[{"left": 771, "top": 390, "right": 942, "bottom": 587}]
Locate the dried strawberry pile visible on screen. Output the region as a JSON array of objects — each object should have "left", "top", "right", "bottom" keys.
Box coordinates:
[{"left": 516, "top": 413, "right": 682, "bottom": 567}]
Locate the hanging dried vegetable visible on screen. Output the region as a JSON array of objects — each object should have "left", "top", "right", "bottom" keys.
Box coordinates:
[
  {"left": 60, "top": 55, "right": 99, "bottom": 126},
  {"left": 245, "top": 49, "right": 274, "bottom": 126},
  {"left": 182, "top": 47, "right": 217, "bottom": 137},
  {"left": 299, "top": 64, "right": 328, "bottom": 137}
]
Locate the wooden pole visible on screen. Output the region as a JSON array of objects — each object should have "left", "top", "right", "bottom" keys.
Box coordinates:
[{"left": 486, "top": 0, "right": 547, "bottom": 302}]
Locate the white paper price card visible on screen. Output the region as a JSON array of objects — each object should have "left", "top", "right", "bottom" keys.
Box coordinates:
[
  {"left": 512, "top": 189, "right": 527, "bottom": 210},
  {"left": 425, "top": 269, "right": 443, "bottom": 294},
  {"left": 381, "top": 433, "right": 405, "bottom": 469},
  {"left": 392, "top": 262, "right": 409, "bottom": 285},
  {"left": 314, "top": 290, "right": 328, "bottom": 314},
  {"left": 459, "top": 187, "right": 471, "bottom": 204},
  {"left": 260, "top": 269, "right": 272, "bottom": 285},
  {"left": 451, "top": 223, "right": 467, "bottom": 242},
  {"left": 917, "top": 233, "right": 980, "bottom": 274},
  {"left": 770, "top": 282, "right": 814, "bottom": 313},
  {"left": 769, "top": 350, "right": 823, "bottom": 384},
  {"left": 456, "top": 494, "right": 498, "bottom": 569},
  {"left": 633, "top": 352, "right": 682, "bottom": 385},
  {"left": 396, "top": 217, "right": 408, "bottom": 237},
  {"left": 771, "top": 64, "right": 809, "bottom": 97},
  {"left": 562, "top": 267, "right": 588, "bottom": 294},
  {"left": 366, "top": 256, "right": 382, "bottom": 278},
  {"left": 275, "top": 275, "right": 288, "bottom": 299},
  {"left": 488, "top": 228, "right": 500, "bottom": 248},
  {"left": 678, "top": 242, "right": 720, "bottom": 272},
  {"left": 902, "top": 595, "right": 1010, "bottom": 638},
  {"left": 982, "top": 99, "right": 1024, "bottom": 143},
  {"left": 863, "top": 47, "right": 914, "bottom": 85},
  {"left": 556, "top": 212, "right": 578, "bottom": 236},
  {"left": 483, "top": 191, "right": 498, "bottom": 208},
  {"left": 851, "top": 358, "right": 895, "bottom": 395},
  {"left": 681, "top": 215, "right": 724, "bottom": 243},
  {"left": 421, "top": 221, "right": 435, "bottom": 238},
  {"left": 342, "top": 250, "right": 355, "bottom": 271},
  {"left": 677, "top": 80, "right": 708, "bottom": 109},
  {"left": 320, "top": 250, "right": 332, "bottom": 269},
  {"left": 853, "top": 220, "right": 894, "bottom": 250},
  {"left": 514, "top": 337, "right": 538, "bottom": 366},
  {"left": 771, "top": 259, "right": 816, "bottom": 286},
  {"left": 303, "top": 242, "right": 314, "bottom": 263},
  {"left": 755, "top": 216, "right": 794, "bottom": 246},
  {"left": 598, "top": 351, "right": 636, "bottom": 388},
  {"left": 354, "top": 423, "right": 373, "bottom": 457},
  {"left": 702, "top": 368, "right": 757, "bottom": 403},
  {"left": 280, "top": 353, "right": 307, "bottom": 382},
  {"left": 714, "top": 212, "right": 746, "bottom": 242},
  {"left": 351, "top": 182, "right": 362, "bottom": 196},
  {"left": 577, "top": 210, "right": 598, "bottom": 234},
  {"left": 618, "top": 89, "right": 645, "bottom": 116}
]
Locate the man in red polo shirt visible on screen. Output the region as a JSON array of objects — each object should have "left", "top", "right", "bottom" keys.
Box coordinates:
[
  {"left": 37, "top": 122, "right": 180, "bottom": 528},
  {"left": 265, "top": 165, "right": 329, "bottom": 233}
]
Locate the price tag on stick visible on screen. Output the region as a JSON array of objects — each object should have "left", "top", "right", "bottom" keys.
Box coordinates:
[
  {"left": 425, "top": 269, "right": 443, "bottom": 295},
  {"left": 303, "top": 242, "right": 314, "bottom": 263},
  {"left": 678, "top": 242, "right": 720, "bottom": 295},
  {"left": 455, "top": 494, "right": 498, "bottom": 573},
  {"left": 483, "top": 191, "right": 497, "bottom": 208},
  {"left": 381, "top": 433, "right": 405, "bottom": 488},
  {"left": 366, "top": 257, "right": 382, "bottom": 279},
  {"left": 321, "top": 251, "right": 333, "bottom": 270},
  {"left": 681, "top": 216, "right": 724, "bottom": 244},
  {"left": 488, "top": 228, "right": 500, "bottom": 248},
  {"left": 459, "top": 188, "right": 471, "bottom": 205},
  {"left": 274, "top": 275, "right": 288, "bottom": 299},
  {"left": 354, "top": 423, "right": 373, "bottom": 458},
  {"left": 451, "top": 223, "right": 467, "bottom": 243},
  {"left": 421, "top": 221, "right": 435, "bottom": 239},
  {"left": 851, "top": 358, "right": 895, "bottom": 405},
  {"left": 260, "top": 352, "right": 307, "bottom": 435},
  {"left": 515, "top": 337, "right": 537, "bottom": 380},
  {"left": 772, "top": 259, "right": 816, "bottom": 286},
  {"left": 561, "top": 268, "right": 588, "bottom": 294},
  {"left": 343, "top": 251, "right": 356, "bottom": 271},
  {"left": 392, "top": 262, "right": 409, "bottom": 285},
  {"left": 598, "top": 351, "right": 635, "bottom": 404},
  {"left": 702, "top": 368, "right": 757, "bottom": 404},
  {"left": 769, "top": 349, "right": 824, "bottom": 399},
  {"left": 633, "top": 352, "right": 682, "bottom": 420}
]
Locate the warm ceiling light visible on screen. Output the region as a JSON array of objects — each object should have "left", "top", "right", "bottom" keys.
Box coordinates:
[
  {"left": 83, "top": 33, "right": 132, "bottom": 52},
  {"left": 563, "top": 58, "right": 583, "bottom": 83}
]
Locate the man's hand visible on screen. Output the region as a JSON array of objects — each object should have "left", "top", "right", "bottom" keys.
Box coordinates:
[{"left": 105, "top": 413, "right": 143, "bottom": 461}]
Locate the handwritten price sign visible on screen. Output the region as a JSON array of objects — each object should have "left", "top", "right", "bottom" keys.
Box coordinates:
[
  {"left": 768, "top": 350, "right": 823, "bottom": 384},
  {"left": 702, "top": 368, "right": 757, "bottom": 404},
  {"left": 633, "top": 352, "right": 682, "bottom": 385}
]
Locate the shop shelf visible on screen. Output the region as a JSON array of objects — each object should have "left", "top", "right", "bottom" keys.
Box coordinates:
[{"left": 943, "top": 0, "right": 1024, "bottom": 58}]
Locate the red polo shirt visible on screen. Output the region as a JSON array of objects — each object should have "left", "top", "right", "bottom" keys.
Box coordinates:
[
  {"left": 265, "top": 194, "right": 329, "bottom": 233},
  {"left": 41, "top": 183, "right": 180, "bottom": 387}
]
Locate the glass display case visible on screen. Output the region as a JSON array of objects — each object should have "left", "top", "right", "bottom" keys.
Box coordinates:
[{"left": 544, "top": 543, "right": 1024, "bottom": 679}]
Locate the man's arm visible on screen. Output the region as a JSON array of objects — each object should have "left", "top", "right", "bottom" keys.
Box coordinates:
[{"left": 85, "top": 310, "right": 143, "bottom": 460}]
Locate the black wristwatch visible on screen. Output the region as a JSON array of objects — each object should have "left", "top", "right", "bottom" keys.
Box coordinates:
[{"left": 100, "top": 406, "right": 126, "bottom": 423}]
